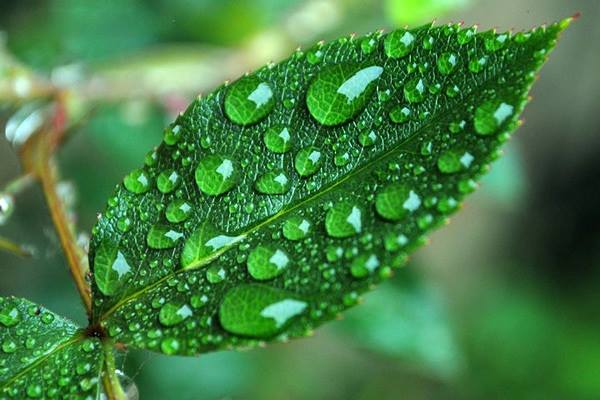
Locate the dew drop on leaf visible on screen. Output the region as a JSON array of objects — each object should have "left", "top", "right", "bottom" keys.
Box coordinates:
[
  {"left": 180, "top": 223, "right": 242, "bottom": 269},
  {"left": 156, "top": 169, "right": 181, "bottom": 194},
  {"left": 123, "top": 169, "right": 152, "bottom": 194},
  {"left": 146, "top": 225, "right": 184, "bottom": 249},
  {"left": 263, "top": 125, "right": 293, "bottom": 153},
  {"left": 163, "top": 124, "right": 182, "bottom": 146},
  {"left": 93, "top": 241, "right": 132, "bottom": 296},
  {"left": 306, "top": 64, "right": 383, "bottom": 126},
  {"left": 437, "top": 52, "right": 459, "bottom": 75},
  {"left": 389, "top": 105, "right": 411, "bottom": 124},
  {"left": 384, "top": 30, "right": 415, "bottom": 58},
  {"left": 375, "top": 183, "right": 421, "bottom": 221},
  {"left": 206, "top": 266, "right": 226, "bottom": 283},
  {"left": 474, "top": 100, "right": 514, "bottom": 135},
  {"left": 160, "top": 337, "right": 181, "bottom": 355},
  {"left": 282, "top": 216, "right": 312, "bottom": 241},
  {"left": 195, "top": 155, "right": 240, "bottom": 196},
  {"left": 159, "top": 302, "right": 193, "bottom": 327},
  {"left": 219, "top": 284, "right": 307, "bottom": 338},
  {"left": 165, "top": 199, "right": 193, "bottom": 223},
  {"left": 0, "top": 306, "right": 21, "bottom": 327},
  {"left": 247, "top": 245, "right": 289, "bottom": 280},
  {"left": 358, "top": 130, "right": 377, "bottom": 147},
  {"left": 350, "top": 254, "right": 380, "bottom": 278},
  {"left": 294, "top": 146, "right": 323, "bottom": 177},
  {"left": 325, "top": 202, "right": 363, "bottom": 238},
  {"left": 255, "top": 170, "right": 291, "bottom": 195},
  {"left": 404, "top": 78, "right": 427, "bottom": 103},
  {"left": 224, "top": 76, "right": 275, "bottom": 126}
]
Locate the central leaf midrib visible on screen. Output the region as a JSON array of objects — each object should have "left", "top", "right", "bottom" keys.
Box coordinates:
[{"left": 97, "top": 50, "right": 520, "bottom": 323}]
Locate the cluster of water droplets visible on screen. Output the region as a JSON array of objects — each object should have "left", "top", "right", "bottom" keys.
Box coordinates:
[
  {"left": 89, "top": 22, "right": 552, "bottom": 353},
  {"left": 0, "top": 298, "right": 102, "bottom": 398}
]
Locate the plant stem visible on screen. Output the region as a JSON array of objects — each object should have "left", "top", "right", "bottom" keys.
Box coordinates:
[
  {"left": 102, "top": 341, "right": 127, "bottom": 400},
  {"left": 0, "top": 235, "right": 32, "bottom": 257},
  {"left": 38, "top": 154, "right": 92, "bottom": 315}
]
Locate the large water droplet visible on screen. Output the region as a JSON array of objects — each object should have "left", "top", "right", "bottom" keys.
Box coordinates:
[
  {"left": 224, "top": 76, "right": 275, "bottom": 125},
  {"left": 146, "top": 225, "right": 184, "bottom": 249},
  {"left": 181, "top": 223, "right": 242, "bottom": 269},
  {"left": 437, "top": 52, "right": 459, "bottom": 75},
  {"left": 0, "top": 305, "right": 21, "bottom": 327},
  {"left": 94, "top": 241, "right": 132, "bottom": 296},
  {"left": 350, "top": 254, "right": 380, "bottom": 278},
  {"left": 247, "top": 245, "right": 289, "bottom": 280},
  {"left": 159, "top": 302, "right": 193, "bottom": 327},
  {"left": 306, "top": 64, "right": 383, "bottom": 126},
  {"left": 255, "top": 170, "right": 291, "bottom": 195},
  {"left": 219, "top": 284, "right": 307, "bottom": 338},
  {"left": 263, "top": 125, "right": 293, "bottom": 153},
  {"left": 123, "top": 169, "right": 151, "bottom": 194},
  {"left": 325, "top": 202, "right": 363, "bottom": 238},
  {"left": 195, "top": 155, "right": 240, "bottom": 196},
  {"left": 157, "top": 169, "right": 181, "bottom": 194},
  {"left": 375, "top": 183, "right": 421, "bottom": 221},
  {"left": 165, "top": 199, "right": 193, "bottom": 223},
  {"left": 282, "top": 216, "right": 312, "bottom": 241},
  {"left": 294, "top": 146, "right": 323, "bottom": 177},
  {"left": 474, "top": 100, "right": 514, "bottom": 135},
  {"left": 404, "top": 78, "right": 427, "bottom": 103},
  {"left": 384, "top": 30, "right": 415, "bottom": 58}
]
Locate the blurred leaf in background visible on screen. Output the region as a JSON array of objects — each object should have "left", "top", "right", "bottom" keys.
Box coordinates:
[{"left": 385, "top": 0, "right": 470, "bottom": 26}]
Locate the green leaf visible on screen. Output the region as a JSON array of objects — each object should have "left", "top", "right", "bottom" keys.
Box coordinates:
[
  {"left": 0, "top": 296, "right": 104, "bottom": 398},
  {"left": 89, "top": 19, "right": 570, "bottom": 355}
]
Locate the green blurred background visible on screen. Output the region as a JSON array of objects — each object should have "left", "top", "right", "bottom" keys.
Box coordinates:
[{"left": 1, "top": 0, "right": 599, "bottom": 399}]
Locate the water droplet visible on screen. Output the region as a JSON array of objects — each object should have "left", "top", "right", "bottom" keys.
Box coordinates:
[
  {"left": 360, "top": 36, "right": 378, "bottom": 54},
  {"left": 263, "top": 125, "right": 293, "bottom": 153},
  {"left": 358, "top": 130, "right": 377, "bottom": 147},
  {"left": 219, "top": 284, "right": 307, "bottom": 338},
  {"left": 256, "top": 170, "right": 291, "bottom": 195},
  {"left": 484, "top": 32, "right": 508, "bottom": 52},
  {"left": 2, "top": 339, "right": 17, "bottom": 353},
  {"left": 334, "top": 151, "right": 351, "bottom": 167},
  {"left": 294, "top": 146, "right": 323, "bottom": 177},
  {"left": 325, "top": 202, "right": 362, "bottom": 238},
  {"left": 457, "top": 27, "right": 476, "bottom": 45},
  {"left": 0, "top": 305, "right": 20, "bottom": 327},
  {"left": 160, "top": 337, "right": 181, "bottom": 355},
  {"left": 147, "top": 225, "right": 184, "bottom": 249},
  {"left": 437, "top": 53, "right": 458, "bottom": 75},
  {"left": 163, "top": 124, "right": 182, "bottom": 146},
  {"left": 247, "top": 245, "right": 289, "bottom": 280},
  {"left": 159, "top": 302, "right": 193, "bottom": 327},
  {"left": 375, "top": 183, "right": 420, "bottom": 221},
  {"left": 384, "top": 30, "right": 415, "bottom": 58},
  {"left": 206, "top": 266, "right": 226, "bottom": 283},
  {"left": 157, "top": 169, "right": 181, "bottom": 194},
  {"left": 224, "top": 76, "right": 275, "bottom": 125},
  {"left": 94, "top": 241, "right": 132, "bottom": 296},
  {"left": 26, "top": 384, "right": 42, "bottom": 398},
  {"left": 404, "top": 78, "right": 427, "bottom": 103},
  {"left": 438, "top": 149, "right": 473, "bottom": 174},
  {"left": 181, "top": 223, "right": 242, "bottom": 269},
  {"left": 306, "top": 64, "right": 383, "bottom": 126},
  {"left": 350, "top": 254, "right": 380, "bottom": 278},
  {"left": 123, "top": 169, "right": 151, "bottom": 194},
  {"left": 195, "top": 155, "right": 240, "bottom": 196},
  {"left": 389, "top": 106, "right": 411, "bottom": 124},
  {"left": 165, "top": 199, "right": 192, "bottom": 223},
  {"left": 474, "top": 100, "right": 514, "bottom": 135},
  {"left": 282, "top": 216, "right": 312, "bottom": 241}
]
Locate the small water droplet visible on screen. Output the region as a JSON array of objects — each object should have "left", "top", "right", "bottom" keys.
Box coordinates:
[
  {"left": 404, "top": 78, "right": 427, "bottom": 103},
  {"left": 157, "top": 170, "right": 181, "bottom": 194},
  {"left": 350, "top": 254, "right": 380, "bottom": 278},
  {"left": 437, "top": 52, "right": 459, "bottom": 75},
  {"left": 163, "top": 124, "right": 182, "bottom": 146},
  {"left": 165, "top": 199, "right": 193, "bottom": 223},
  {"left": 389, "top": 105, "right": 411, "bottom": 124},
  {"left": 181, "top": 223, "right": 242, "bottom": 269},
  {"left": 0, "top": 305, "right": 20, "bottom": 327},
  {"left": 224, "top": 76, "right": 275, "bottom": 125},
  {"left": 160, "top": 337, "right": 181, "bottom": 355},
  {"left": 195, "top": 155, "right": 240, "bottom": 196},
  {"left": 358, "top": 130, "right": 377, "bottom": 147}
]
